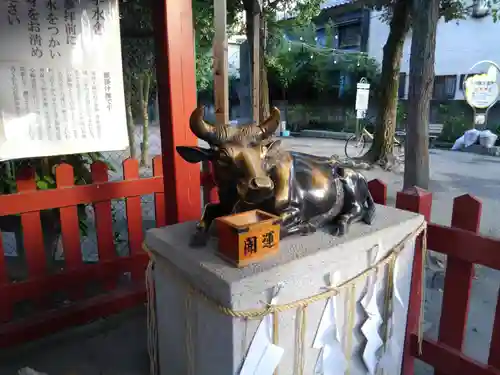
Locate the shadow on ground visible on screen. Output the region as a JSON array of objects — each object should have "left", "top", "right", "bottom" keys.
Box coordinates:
[{"left": 0, "top": 307, "right": 149, "bottom": 375}]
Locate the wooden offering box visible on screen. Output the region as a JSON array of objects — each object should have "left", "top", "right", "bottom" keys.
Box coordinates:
[{"left": 216, "top": 210, "right": 281, "bottom": 267}]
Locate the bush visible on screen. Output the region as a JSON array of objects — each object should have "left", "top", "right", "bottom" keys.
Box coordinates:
[{"left": 437, "top": 102, "right": 473, "bottom": 143}]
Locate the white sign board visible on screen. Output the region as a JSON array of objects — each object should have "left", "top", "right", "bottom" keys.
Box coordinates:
[
  {"left": 464, "top": 65, "right": 500, "bottom": 109},
  {"left": 355, "top": 82, "right": 370, "bottom": 115},
  {"left": 0, "top": 0, "right": 128, "bottom": 161}
]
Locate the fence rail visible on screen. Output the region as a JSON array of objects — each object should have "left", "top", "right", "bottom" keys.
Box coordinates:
[
  {"left": 369, "top": 179, "right": 500, "bottom": 375},
  {"left": 0, "top": 156, "right": 165, "bottom": 348}
]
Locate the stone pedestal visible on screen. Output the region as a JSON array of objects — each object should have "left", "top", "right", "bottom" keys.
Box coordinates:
[{"left": 145, "top": 205, "right": 424, "bottom": 375}]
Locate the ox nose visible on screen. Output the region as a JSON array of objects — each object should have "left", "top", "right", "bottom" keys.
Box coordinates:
[{"left": 249, "top": 177, "right": 273, "bottom": 190}]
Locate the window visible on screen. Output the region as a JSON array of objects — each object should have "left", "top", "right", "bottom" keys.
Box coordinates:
[
  {"left": 316, "top": 28, "right": 326, "bottom": 47},
  {"left": 433, "top": 75, "right": 457, "bottom": 100},
  {"left": 337, "top": 22, "right": 361, "bottom": 49},
  {"left": 398, "top": 73, "right": 407, "bottom": 99}
]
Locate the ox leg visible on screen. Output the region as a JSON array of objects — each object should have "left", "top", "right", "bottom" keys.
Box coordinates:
[
  {"left": 331, "top": 202, "right": 364, "bottom": 236},
  {"left": 279, "top": 206, "right": 316, "bottom": 237},
  {"left": 191, "top": 203, "right": 230, "bottom": 247}
]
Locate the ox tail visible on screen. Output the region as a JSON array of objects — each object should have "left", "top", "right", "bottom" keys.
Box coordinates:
[{"left": 361, "top": 178, "right": 376, "bottom": 225}]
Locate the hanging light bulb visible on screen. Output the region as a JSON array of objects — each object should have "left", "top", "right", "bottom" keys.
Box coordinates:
[
  {"left": 310, "top": 54, "right": 314, "bottom": 59},
  {"left": 334, "top": 59, "right": 337, "bottom": 64},
  {"left": 299, "top": 37, "right": 303, "bottom": 41},
  {"left": 334, "top": 34, "right": 338, "bottom": 40}
]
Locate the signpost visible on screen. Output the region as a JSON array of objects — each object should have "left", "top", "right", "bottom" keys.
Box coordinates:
[
  {"left": 463, "top": 60, "right": 500, "bottom": 128},
  {"left": 355, "top": 77, "right": 370, "bottom": 136},
  {"left": 0, "top": 0, "right": 128, "bottom": 161}
]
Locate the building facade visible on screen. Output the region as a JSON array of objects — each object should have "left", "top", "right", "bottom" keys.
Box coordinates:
[{"left": 368, "top": 1, "right": 500, "bottom": 101}]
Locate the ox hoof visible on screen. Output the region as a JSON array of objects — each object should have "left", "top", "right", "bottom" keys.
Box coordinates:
[
  {"left": 190, "top": 231, "right": 209, "bottom": 247},
  {"left": 363, "top": 209, "right": 375, "bottom": 225},
  {"left": 300, "top": 223, "right": 317, "bottom": 235},
  {"left": 332, "top": 221, "right": 348, "bottom": 237}
]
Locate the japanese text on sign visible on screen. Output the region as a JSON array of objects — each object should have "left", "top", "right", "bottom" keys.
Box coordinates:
[
  {"left": 0, "top": 0, "right": 128, "bottom": 160},
  {"left": 243, "top": 231, "right": 277, "bottom": 256}
]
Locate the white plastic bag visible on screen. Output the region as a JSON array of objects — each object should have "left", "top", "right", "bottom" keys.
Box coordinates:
[
  {"left": 478, "top": 130, "right": 498, "bottom": 148},
  {"left": 18, "top": 368, "right": 48, "bottom": 375},
  {"left": 463, "top": 129, "right": 480, "bottom": 147},
  {"left": 451, "top": 135, "right": 465, "bottom": 150}
]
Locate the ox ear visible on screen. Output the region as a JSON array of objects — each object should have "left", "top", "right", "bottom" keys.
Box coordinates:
[{"left": 176, "top": 146, "right": 213, "bottom": 164}]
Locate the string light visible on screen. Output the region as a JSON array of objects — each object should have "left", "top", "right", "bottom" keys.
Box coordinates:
[{"left": 279, "top": 34, "right": 373, "bottom": 67}]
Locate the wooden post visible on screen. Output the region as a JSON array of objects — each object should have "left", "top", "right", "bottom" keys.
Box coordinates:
[
  {"left": 252, "top": 12, "right": 260, "bottom": 124},
  {"left": 152, "top": 0, "right": 201, "bottom": 224},
  {"left": 435, "top": 194, "right": 481, "bottom": 375},
  {"left": 213, "top": 0, "right": 229, "bottom": 125},
  {"left": 396, "top": 187, "right": 433, "bottom": 375}
]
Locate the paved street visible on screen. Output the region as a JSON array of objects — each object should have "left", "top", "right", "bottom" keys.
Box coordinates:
[{"left": 1, "top": 136, "right": 499, "bottom": 374}]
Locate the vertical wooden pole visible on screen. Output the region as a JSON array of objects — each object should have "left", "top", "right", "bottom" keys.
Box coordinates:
[
  {"left": 152, "top": 0, "right": 201, "bottom": 224},
  {"left": 435, "top": 194, "right": 481, "bottom": 375},
  {"left": 213, "top": 0, "right": 229, "bottom": 125},
  {"left": 397, "top": 187, "right": 433, "bottom": 375},
  {"left": 252, "top": 12, "right": 260, "bottom": 124}
]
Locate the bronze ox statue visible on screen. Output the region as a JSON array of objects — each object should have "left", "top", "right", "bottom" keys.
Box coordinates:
[{"left": 176, "top": 107, "right": 376, "bottom": 246}]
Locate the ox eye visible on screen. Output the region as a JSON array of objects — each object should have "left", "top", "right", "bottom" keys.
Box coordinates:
[{"left": 217, "top": 156, "right": 232, "bottom": 167}]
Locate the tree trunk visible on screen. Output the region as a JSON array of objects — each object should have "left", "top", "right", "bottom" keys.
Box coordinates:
[
  {"left": 139, "top": 73, "right": 152, "bottom": 167},
  {"left": 364, "top": 0, "right": 411, "bottom": 163},
  {"left": 404, "top": 0, "right": 439, "bottom": 189},
  {"left": 154, "top": 90, "right": 159, "bottom": 123},
  {"left": 125, "top": 75, "right": 137, "bottom": 159},
  {"left": 244, "top": 5, "right": 270, "bottom": 123}
]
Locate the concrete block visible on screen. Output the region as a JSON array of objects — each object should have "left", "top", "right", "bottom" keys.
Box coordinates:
[
  {"left": 145, "top": 204, "right": 424, "bottom": 375},
  {"left": 460, "top": 144, "right": 500, "bottom": 156}
]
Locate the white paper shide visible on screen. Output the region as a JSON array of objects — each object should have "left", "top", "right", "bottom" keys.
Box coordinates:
[
  {"left": 0, "top": 0, "right": 128, "bottom": 160},
  {"left": 239, "top": 285, "right": 285, "bottom": 375},
  {"left": 313, "top": 271, "right": 347, "bottom": 375}
]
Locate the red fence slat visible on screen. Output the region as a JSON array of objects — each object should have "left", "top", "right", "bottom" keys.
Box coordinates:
[
  {"left": 0, "top": 176, "right": 164, "bottom": 216},
  {"left": 367, "top": 179, "right": 387, "bottom": 205},
  {"left": 91, "top": 162, "right": 117, "bottom": 291},
  {"left": 56, "top": 164, "right": 83, "bottom": 268},
  {"left": 0, "top": 233, "right": 12, "bottom": 323},
  {"left": 17, "top": 168, "right": 47, "bottom": 278},
  {"left": 410, "top": 334, "right": 500, "bottom": 375},
  {"left": 436, "top": 194, "right": 481, "bottom": 373},
  {"left": 153, "top": 156, "right": 166, "bottom": 227},
  {"left": 123, "top": 159, "right": 143, "bottom": 281},
  {"left": 396, "top": 186, "right": 433, "bottom": 375},
  {"left": 0, "top": 253, "right": 148, "bottom": 304},
  {"left": 201, "top": 161, "right": 219, "bottom": 204},
  {"left": 489, "top": 290, "right": 500, "bottom": 368}
]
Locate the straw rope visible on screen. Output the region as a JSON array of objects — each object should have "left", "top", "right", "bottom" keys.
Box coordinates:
[
  {"left": 144, "top": 220, "right": 427, "bottom": 374},
  {"left": 145, "top": 259, "right": 158, "bottom": 375}
]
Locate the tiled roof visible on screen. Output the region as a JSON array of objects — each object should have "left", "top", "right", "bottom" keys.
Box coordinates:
[{"left": 320, "top": 0, "right": 352, "bottom": 10}]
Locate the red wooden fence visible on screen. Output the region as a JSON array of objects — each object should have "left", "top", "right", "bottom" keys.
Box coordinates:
[
  {"left": 1, "top": 160, "right": 500, "bottom": 375},
  {"left": 0, "top": 157, "right": 165, "bottom": 348},
  {"left": 368, "top": 179, "right": 500, "bottom": 375}
]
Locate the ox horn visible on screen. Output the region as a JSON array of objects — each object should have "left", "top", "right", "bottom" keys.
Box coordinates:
[
  {"left": 257, "top": 107, "right": 281, "bottom": 139},
  {"left": 189, "top": 106, "right": 218, "bottom": 144}
]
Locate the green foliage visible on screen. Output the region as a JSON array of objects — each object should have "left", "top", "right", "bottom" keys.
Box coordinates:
[
  {"left": 266, "top": 23, "right": 380, "bottom": 102},
  {"left": 396, "top": 101, "right": 407, "bottom": 129},
  {"left": 437, "top": 102, "right": 473, "bottom": 143},
  {"left": 0, "top": 154, "right": 115, "bottom": 237}
]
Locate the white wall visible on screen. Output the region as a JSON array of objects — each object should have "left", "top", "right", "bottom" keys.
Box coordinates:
[{"left": 368, "top": 9, "right": 500, "bottom": 99}]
